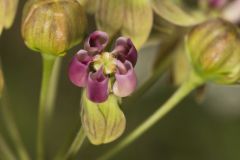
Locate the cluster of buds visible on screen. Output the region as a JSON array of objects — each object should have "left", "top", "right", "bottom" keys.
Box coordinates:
[
  {"left": 0, "top": 0, "right": 18, "bottom": 34},
  {"left": 186, "top": 18, "right": 240, "bottom": 84},
  {"left": 68, "top": 31, "right": 138, "bottom": 144},
  {"left": 21, "top": 0, "right": 87, "bottom": 56}
]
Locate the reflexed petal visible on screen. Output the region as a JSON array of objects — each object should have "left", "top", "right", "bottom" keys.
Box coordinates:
[
  {"left": 113, "top": 37, "right": 138, "bottom": 66},
  {"left": 84, "top": 31, "right": 109, "bottom": 55},
  {"left": 87, "top": 68, "right": 109, "bottom": 103},
  {"left": 68, "top": 50, "right": 91, "bottom": 87},
  {"left": 113, "top": 61, "right": 137, "bottom": 97},
  {"left": 81, "top": 90, "right": 126, "bottom": 145}
]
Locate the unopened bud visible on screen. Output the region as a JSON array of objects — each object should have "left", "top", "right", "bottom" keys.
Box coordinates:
[
  {"left": 0, "top": 0, "right": 18, "bottom": 33},
  {"left": 185, "top": 18, "right": 240, "bottom": 84},
  {"left": 21, "top": 0, "right": 87, "bottom": 56},
  {"left": 79, "top": 0, "right": 97, "bottom": 14},
  {"left": 96, "top": 0, "right": 153, "bottom": 49}
]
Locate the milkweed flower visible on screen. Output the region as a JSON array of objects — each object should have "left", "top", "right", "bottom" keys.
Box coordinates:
[
  {"left": 69, "top": 31, "right": 138, "bottom": 145},
  {"left": 69, "top": 31, "right": 138, "bottom": 103}
]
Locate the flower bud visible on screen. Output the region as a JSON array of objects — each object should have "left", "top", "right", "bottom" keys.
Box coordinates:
[
  {"left": 21, "top": 0, "right": 87, "bottom": 56},
  {"left": 96, "top": 0, "right": 123, "bottom": 38},
  {"left": 96, "top": 0, "right": 153, "bottom": 49},
  {"left": 121, "top": 0, "right": 153, "bottom": 49},
  {"left": 0, "top": 0, "right": 18, "bottom": 33},
  {"left": 79, "top": 0, "right": 97, "bottom": 14},
  {"left": 185, "top": 18, "right": 240, "bottom": 84},
  {"left": 81, "top": 90, "right": 126, "bottom": 145}
]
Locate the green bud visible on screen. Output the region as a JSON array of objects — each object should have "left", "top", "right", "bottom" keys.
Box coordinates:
[
  {"left": 0, "top": 0, "right": 18, "bottom": 33},
  {"left": 121, "top": 0, "right": 153, "bottom": 49},
  {"left": 81, "top": 90, "right": 126, "bottom": 145},
  {"left": 185, "top": 18, "right": 240, "bottom": 84},
  {"left": 21, "top": 0, "right": 87, "bottom": 56},
  {"left": 96, "top": 0, "right": 123, "bottom": 37},
  {"left": 96, "top": 0, "right": 153, "bottom": 49},
  {"left": 79, "top": 0, "right": 97, "bottom": 14}
]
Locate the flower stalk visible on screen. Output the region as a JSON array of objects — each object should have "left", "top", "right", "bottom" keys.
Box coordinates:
[
  {"left": 0, "top": 90, "right": 30, "bottom": 160},
  {"left": 98, "top": 71, "right": 204, "bottom": 160},
  {"left": 0, "top": 60, "right": 30, "bottom": 160},
  {"left": 64, "top": 127, "right": 86, "bottom": 160},
  {"left": 45, "top": 57, "right": 62, "bottom": 120},
  {"left": 0, "top": 133, "right": 17, "bottom": 160},
  {"left": 37, "top": 54, "right": 57, "bottom": 160}
]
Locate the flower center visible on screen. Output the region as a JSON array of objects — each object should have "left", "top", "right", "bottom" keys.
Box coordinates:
[{"left": 93, "top": 52, "right": 116, "bottom": 74}]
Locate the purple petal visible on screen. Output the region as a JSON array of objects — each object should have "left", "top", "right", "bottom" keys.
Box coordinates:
[
  {"left": 113, "top": 60, "right": 137, "bottom": 97},
  {"left": 68, "top": 50, "right": 92, "bottom": 87},
  {"left": 113, "top": 37, "right": 138, "bottom": 67},
  {"left": 87, "top": 68, "right": 109, "bottom": 103},
  {"left": 84, "top": 31, "right": 109, "bottom": 55}
]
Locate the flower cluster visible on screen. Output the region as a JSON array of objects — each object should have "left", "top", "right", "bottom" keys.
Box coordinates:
[{"left": 68, "top": 31, "right": 138, "bottom": 103}]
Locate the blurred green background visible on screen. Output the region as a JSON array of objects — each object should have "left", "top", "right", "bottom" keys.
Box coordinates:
[{"left": 1, "top": 1, "right": 240, "bottom": 160}]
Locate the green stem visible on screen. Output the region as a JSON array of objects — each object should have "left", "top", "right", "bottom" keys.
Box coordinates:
[
  {"left": 64, "top": 127, "right": 86, "bottom": 160},
  {"left": 98, "top": 72, "right": 204, "bottom": 160},
  {"left": 37, "top": 54, "right": 56, "bottom": 160},
  {"left": 0, "top": 133, "right": 17, "bottom": 160},
  {"left": 45, "top": 57, "right": 62, "bottom": 120},
  {"left": 0, "top": 90, "right": 30, "bottom": 160}
]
